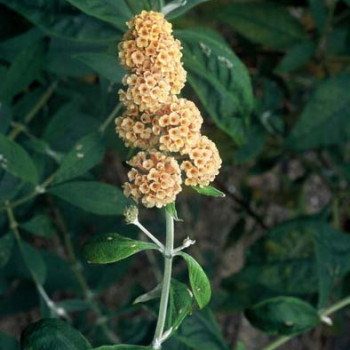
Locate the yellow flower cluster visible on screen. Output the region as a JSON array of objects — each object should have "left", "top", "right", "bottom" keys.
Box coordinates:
[
  {"left": 124, "top": 151, "right": 182, "bottom": 208},
  {"left": 181, "top": 136, "right": 222, "bottom": 187},
  {"left": 118, "top": 10, "right": 186, "bottom": 113},
  {"left": 116, "top": 11, "right": 222, "bottom": 207},
  {"left": 116, "top": 97, "right": 203, "bottom": 154}
]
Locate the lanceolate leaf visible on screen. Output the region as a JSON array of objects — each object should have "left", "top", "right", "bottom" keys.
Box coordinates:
[
  {"left": 287, "top": 74, "right": 350, "bottom": 150},
  {"left": 312, "top": 223, "right": 350, "bottom": 308},
  {"left": 21, "top": 242, "right": 47, "bottom": 285},
  {"left": 53, "top": 133, "right": 106, "bottom": 185},
  {"left": 245, "top": 297, "right": 320, "bottom": 335},
  {"left": 0, "top": 0, "right": 121, "bottom": 43},
  {"left": 167, "top": 279, "right": 193, "bottom": 335},
  {"left": 49, "top": 181, "right": 128, "bottom": 215},
  {"left": 174, "top": 308, "right": 229, "bottom": 350},
  {"left": 0, "top": 39, "right": 45, "bottom": 102},
  {"left": 21, "top": 318, "right": 92, "bottom": 350},
  {"left": 178, "top": 252, "right": 211, "bottom": 309},
  {"left": 217, "top": 2, "right": 306, "bottom": 49},
  {"left": 0, "top": 134, "right": 39, "bottom": 185},
  {"left": 82, "top": 232, "right": 158, "bottom": 264},
  {"left": 20, "top": 214, "right": 56, "bottom": 238},
  {"left": 163, "top": 0, "right": 210, "bottom": 20},
  {"left": 275, "top": 41, "right": 316, "bottom": 73},
  {"left": 95, "top": 346, "right": 151, "bottom": 350},
  {"left": 65, "top": 0, "right": 153, "bottom": 30},
  {"left": 74, "top": 53, "right": 125, "bottom": 83},
  {"left": 165, "top": 202, "right": 183, "bottom": 221},
  {"left": 64, "top": 0, "right": 130, "bottom": 30},
  {"left": 192, "top": 186, "right": 225, "bottom": 197},
  {"left": 178, "top": 29, "right": 254, "bottom": 145}
]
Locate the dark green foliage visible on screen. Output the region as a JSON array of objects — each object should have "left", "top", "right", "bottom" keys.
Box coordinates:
[
  {"left": 82, "top": 232, "right": 158, "bottom": 264},
  {"left": 245, "top": 297, "right": 320, "bottom": 335},
  {"left": 21, "top": 318, "right": 92, "bottom": 350}
]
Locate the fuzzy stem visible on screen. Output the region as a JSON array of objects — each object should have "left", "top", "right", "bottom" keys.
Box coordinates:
[{"left": 152, "top": 210, "right": 174, "bottom": 349}]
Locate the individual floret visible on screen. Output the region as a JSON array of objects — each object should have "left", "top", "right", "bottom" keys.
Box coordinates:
[
  {"left": 123, "top": 150, "right": 182, "bottom": 208},
  {"left": 181, "top": 136, "right": 222, "bottom": 187}
]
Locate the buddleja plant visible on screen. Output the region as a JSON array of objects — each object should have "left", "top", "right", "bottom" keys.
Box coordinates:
[
  {"left": 13, "top": 4, "right": 223, "bottom": 350},
  {"left": 83, "top": 10, "right": 223, "bottom": 349}
]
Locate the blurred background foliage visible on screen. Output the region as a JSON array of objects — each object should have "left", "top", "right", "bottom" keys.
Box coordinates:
[{"left": 0, "top": 0, "right": 349, "bottom": 349}]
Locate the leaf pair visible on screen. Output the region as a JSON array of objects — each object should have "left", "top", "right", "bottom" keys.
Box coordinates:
[{"left": 82, "top": 233, "right": 211, "bottom": 309}]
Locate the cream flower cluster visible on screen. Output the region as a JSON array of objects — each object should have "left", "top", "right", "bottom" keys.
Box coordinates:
[
  {"left": 116, "top": 11, "right": 222, "bottom": 208},
  {"left": 124, "top": 151, "right": 182, "bottom": 208}
]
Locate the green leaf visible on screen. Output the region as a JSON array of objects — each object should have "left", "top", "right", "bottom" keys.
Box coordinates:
[
  {"left": 43, "top": 102, "right": 100, "bottom": 153},
  {"left": 64, "top": 0, "right": 129, "bottom": 30},
  {"left": 217, "top": 2, "right": 306, "bottom": 49},
  {"left": 53, "top": 133, "right": 106, "bottom": 185},
  {"left": 20, "top": 214, "right": 56, "bottom": 238},
  {"left": 82, "top": 232, "right": 158, "bottom": 264},
  {"left": 95, "top": 346, "right": 151, "bottom": 350},
  {"left": 173, "top": 308, "right": 229, "bottom": 350},
  {"left": 165, "top": 202, "right": 183, "bottom": 221},
  {"left": 312, "top": 224, "right": 350, "bottom": 308},
  {"left": 21, "top": 318, "right": 92, "bottom": 350},
  {"left": 308, "top": 0, "right": 327, "bottom": 32},
  {"left": 235, "top": 124, "right": 266, "bottom": 164},
  {"left": 163, "top": 0, "right": 210, "bottom": 20},
  {"left": 49, "top": 181, "right": 128, "bottom": 215},
  {"left": 275, "top": 41, "right": 316, "bottom": 73},
  {"left": 0, "top": 332, "right": 19, "bottom": 350},
  {"left": 245, "top": 297, "right": 320, "bottom": 335},
  {"left": 21, "top": 242, "right": 47, "bottom": 285},
  {"left": 0, "top": 39, "right": 45, "bottom": 102},
  {"left": 46, "top": 38, "right": 106, "bottom": 77},
  {"left": 1, "top": 0, "right": 121, "bottom": 43},
  {"left": 178, "top": 28, "right": 254, "bottom": 144},
  {"left": 133, "top": 283, "right": 162, "bottom": 304},
  {"left": 191, "top": 186, "right": 225, "bottom": 197},
  {"left": 222, "top": 217, "right": 320, "bottom": 305},
  {"left": 178, "top": 252, "right": 211, "bottom": 309},
  {"left": 287, "top": 74, "right": 350, "bottom": 150},
  {"left": 167, "top": 279, "right": 193, "bottom": 335},
  {"left": 65, "top": 0, "right": 154, "bottom": 31},
  {"left": 236, "top": 342, "right": 246, "bottom": 350},
  {"left": 0, "top": 134, "right": 39, "bottom": 184},
  {"left": 0, "top": 233, "right": 14, "bottom": 268},
  {"left": 74, "top": 53, "right": 126, "bottom": 83}
]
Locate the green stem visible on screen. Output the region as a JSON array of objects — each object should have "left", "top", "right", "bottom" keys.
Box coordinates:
[
  {"left": 152, "top": 210, "right": 174, "bottom": 349},
  {"left": 9, "top": 82, "right": 58, "bottom": 140},
  {"left": 5, "top": 202, "right": 68, "bottom": 319},
  {"left": 262, "top": 296, "right": 350, "bottom": 350},
  {"left": 99, "top": 103, "right": 122, "bottom": 134}
]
